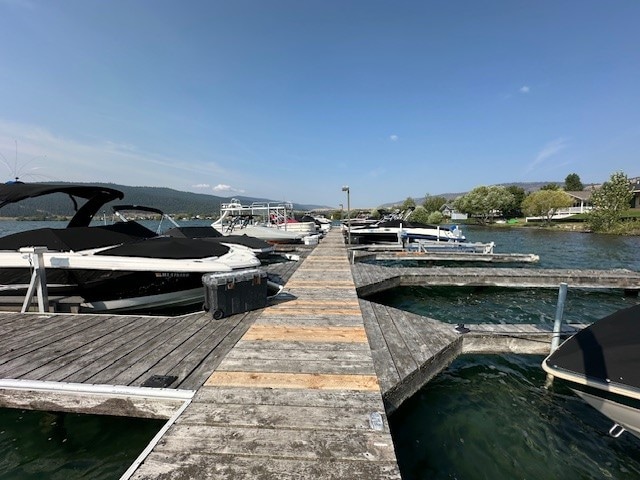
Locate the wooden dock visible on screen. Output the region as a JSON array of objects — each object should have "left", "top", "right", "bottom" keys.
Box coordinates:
[
  {"left": 2, "top": 229, "right": 630, "bottom": 478},
  {"left": 128, "top": 230, "right": 400, "bottom": 478},
  {"left": 353, "top": 263, "right": 640, "bottom": 297},
  {"left": 358, "top": 299, "right": 580, "bottom": 413},
  {"left": 0, "top": 253, "right": 308, "bottom": 419},
  {"left": 351, "top": 245, "right": 540, "bottom": 263}
]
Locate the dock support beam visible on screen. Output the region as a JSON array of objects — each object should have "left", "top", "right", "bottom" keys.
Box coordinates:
[{"left": 20, "top": 247, "right": 49, "bottom": 313}]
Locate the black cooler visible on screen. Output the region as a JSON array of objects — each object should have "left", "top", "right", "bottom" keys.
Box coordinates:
[{"left": 202, "top": 268, "right": 268, "bottom": 319}]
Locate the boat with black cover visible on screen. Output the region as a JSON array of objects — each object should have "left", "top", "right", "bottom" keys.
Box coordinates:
[
  {"left": 111, "top": 204, "right": 275, "bottom": 258},
  {"left": 542, "top": 304, "right": 640, "bottom": 439},
  {"left": 0, "top": 182, "right": 260, "bottom": 313}
]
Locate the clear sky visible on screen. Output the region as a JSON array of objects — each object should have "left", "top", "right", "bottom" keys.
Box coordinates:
[{"left": 1, "top": 1, "right": 638, "bottom": 208}]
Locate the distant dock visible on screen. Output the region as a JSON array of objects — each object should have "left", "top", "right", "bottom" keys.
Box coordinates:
[{"left": 353, "top": 263, "right": 640, "bottom": 297}]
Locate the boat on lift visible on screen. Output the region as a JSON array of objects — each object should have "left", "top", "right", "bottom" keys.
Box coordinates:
[{"left": 212, "top": 198, "right": 317, "bottom": 244}]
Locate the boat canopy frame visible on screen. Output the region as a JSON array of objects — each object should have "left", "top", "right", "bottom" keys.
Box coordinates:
[{"left": 0, "top": 182, "right": 124, "bottom": 227}]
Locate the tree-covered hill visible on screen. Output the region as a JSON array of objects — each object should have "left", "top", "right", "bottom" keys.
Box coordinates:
[{"left": 0, "top": 182, "right": 329, "bottom": 219}]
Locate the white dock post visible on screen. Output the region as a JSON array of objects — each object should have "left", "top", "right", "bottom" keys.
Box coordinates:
[
  {"left": 20, "top": 247, "right": 50, "bottom": 313},
  {"left": 545, "top": 282, "right": 568, "bottom": 388},
  {"left": 550, "top": 282, "right": 568, "bottom": 353}
]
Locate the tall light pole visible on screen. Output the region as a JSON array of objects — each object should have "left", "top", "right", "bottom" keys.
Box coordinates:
[{"left": 341, "top": 185, "right": 350, "bottom": 245}]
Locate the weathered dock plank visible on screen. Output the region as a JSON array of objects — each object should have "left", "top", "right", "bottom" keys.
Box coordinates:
[
  {"left": 355, "top": 250, "right": 540, "bottom": 263},
  {"left": 356, "top": 298, "right": 580, "bottom": 414},
  {"left": 130, "top": 229, "right": 401, "bottom": 479},
  {"left": 354, "top": 263, "right": 640, "bottom": 296}
]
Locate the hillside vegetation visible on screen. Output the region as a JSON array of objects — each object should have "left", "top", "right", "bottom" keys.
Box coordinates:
[{"left": 0, "top": 182, "right": 326, "bottom": 219}]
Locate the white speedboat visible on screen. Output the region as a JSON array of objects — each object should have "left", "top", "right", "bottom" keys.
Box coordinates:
[
  {"left": 346, "top": 219, "right": 465, "bottom": 245},
  {"left": 0, "top": 183, "right": 260, "bottom": 313},
  {"left": 542, "top": 304, "right": 640, "bottom": 439}
]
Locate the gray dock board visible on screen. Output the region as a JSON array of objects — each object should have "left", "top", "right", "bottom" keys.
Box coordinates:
[
  {"left": 19, "top": 316, "right": 159, "bottom": 381},
  {"left": 131, "top": 229, "right": 400, "bottom": 479},
  {"left": 354, "top": 263, "right": 640, "bottom": 296}
]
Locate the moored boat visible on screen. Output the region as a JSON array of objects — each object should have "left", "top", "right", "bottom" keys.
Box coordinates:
[
  {"left": 0, "top": 183, "right": 260, "bottom": 313},
  {"left": 542, "top": 304, "right": 640, "bottom": 439},
  {"left": 345, "top": 218, "right": 465, "bottom": 245}
]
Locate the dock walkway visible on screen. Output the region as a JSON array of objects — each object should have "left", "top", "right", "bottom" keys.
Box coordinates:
[{"left": 129, "top": 230, "right": 401, "bottom": 479}]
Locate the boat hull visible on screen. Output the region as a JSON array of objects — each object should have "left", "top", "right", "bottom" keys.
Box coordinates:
[
  {"left": 575, "top": 388, "right": 640, "bottom": 439},
  {"left": 542, "top": 304, "right": 640, "bottom": 440}
]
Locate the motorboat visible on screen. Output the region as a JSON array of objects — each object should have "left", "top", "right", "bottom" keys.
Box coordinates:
[
  {"left": 300, "top": 214, "right": 332, "bottom": 234},
  {"left": 212, "top": 198, "right": 314, "bottom": 244},
  {"left": 111, "top": 205, "right": 275, "bottom": 258},
  {"left": 542, "top": 304, "right": 640, "bottom": 439},
  {"left": 345, "top": 218, "right": 466, "bottom": 245},
  {"left": 0, "top": 183, "right": 260, "bottom": 313}
]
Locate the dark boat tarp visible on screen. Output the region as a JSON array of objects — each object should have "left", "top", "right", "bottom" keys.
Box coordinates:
[
  {"left": 546, "top": 304, "right": 640, "bottom": 390},
  {"left": 96, "top": 236, "right": 230, "bottom": 259},
  {"left": 0, "top": 222, "right": 155, "bottom": 252},
  {"left": 165, "top": 227, "right": 272, "bottom": 250}
]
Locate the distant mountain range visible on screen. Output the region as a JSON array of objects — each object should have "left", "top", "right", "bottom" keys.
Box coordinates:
[{"left": 0, "top": 182, "right": 331, "bottom": 219}]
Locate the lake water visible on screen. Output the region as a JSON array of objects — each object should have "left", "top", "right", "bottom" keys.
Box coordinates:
[
  {"left": 371, "top": 225, "right": 640, "bottom": 479},
  {"left": 1, "top": 221, "right": 639, "bottom": 478}
]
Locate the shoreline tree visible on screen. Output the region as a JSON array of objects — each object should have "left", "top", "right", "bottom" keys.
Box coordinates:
[
  {"left": 564, "top": 173, "right": 584, "bottom": 191},
  {"left": 521, "top": 190, "right": 573, "bottom": 224},
  {"left": 452, "top": 185, "right": 514, "bottom": 224},
  {"left": 587, "top": 171, "right": 633, "bottom": 232}
]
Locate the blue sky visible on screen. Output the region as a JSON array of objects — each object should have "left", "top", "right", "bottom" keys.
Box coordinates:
[{"left": 1, "top": 1, "right": 639, "bottom": 208}]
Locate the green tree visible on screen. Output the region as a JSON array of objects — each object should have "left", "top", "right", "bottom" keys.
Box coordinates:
[
  {"left": 422, "top": 194, "right": 448, "bottom": 213},
  {"left": 453, "top": 186, "right": 515, "bottom": 224},
  {"left": 564, "top": 173, "right": 584, "bottom": 191},
  {"left": 587, "top": 171, "right": 633, "bottom": 232},
  {"left": 502, "top": 185, "right": 526, "bottom": 218},
  {"left": 540, "top": 183, "right": 560, "bottom": 191},
  {"left": 521, "top": 190, "right": 573, "bottom": 224},
  {"left": 427, "top": 210, "right": 444, "bottom": 224},
  {"left": 408, "top": 206, "right": 430, "bottom": 224},
  {"left": 401, "top": 197, "right": 416, "bottom": 211},
  {"left": 369, "top": 208, "right": 382, "bottom": 220}
]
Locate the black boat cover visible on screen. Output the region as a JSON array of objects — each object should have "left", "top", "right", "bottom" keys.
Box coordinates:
[
  {"left": 545, "top": 304, "right": 640, "bottom": 390},
  {"left": 165, "top": 226, "right": 224, "bottom": 238},
  {"left": 374, "top": 219, "right": 450, "bottom": 230},
  {"left": 164, "top": 227, "right": 272, "bottom": 250},
  {"left": 96, "top": 236, "right": 230, "bottom": 259},
  {"left": 0, "top": 222, "right": 155, "bottom": 252}
]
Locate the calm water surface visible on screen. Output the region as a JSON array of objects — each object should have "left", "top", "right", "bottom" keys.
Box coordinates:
[
  {"left": 2, "top": 221, "right": 640, "bottom": 478},
  {"left": 372, "top": 225, "right": 640, "bottom": 479},
  {"left": 0, "top": 409, "right": 163, "bottom": 479}
]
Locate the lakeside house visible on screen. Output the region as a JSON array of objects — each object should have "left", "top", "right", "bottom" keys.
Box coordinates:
[
  {"left": 440, "top": 204, "right": 468, "bottom": 220},
  {"left": 632, "top": 179, "right": 640, "bottom": 208}
]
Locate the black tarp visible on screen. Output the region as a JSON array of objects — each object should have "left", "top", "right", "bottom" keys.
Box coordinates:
[
  {"left": 0, "top": 222, "right": 155, "bottom": 252},
  {"left": 546, "top": 304, "right": 640, "bottom": 389},
  {"left": 96, "top": 236, "right": 230, "bottom": 259}
]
